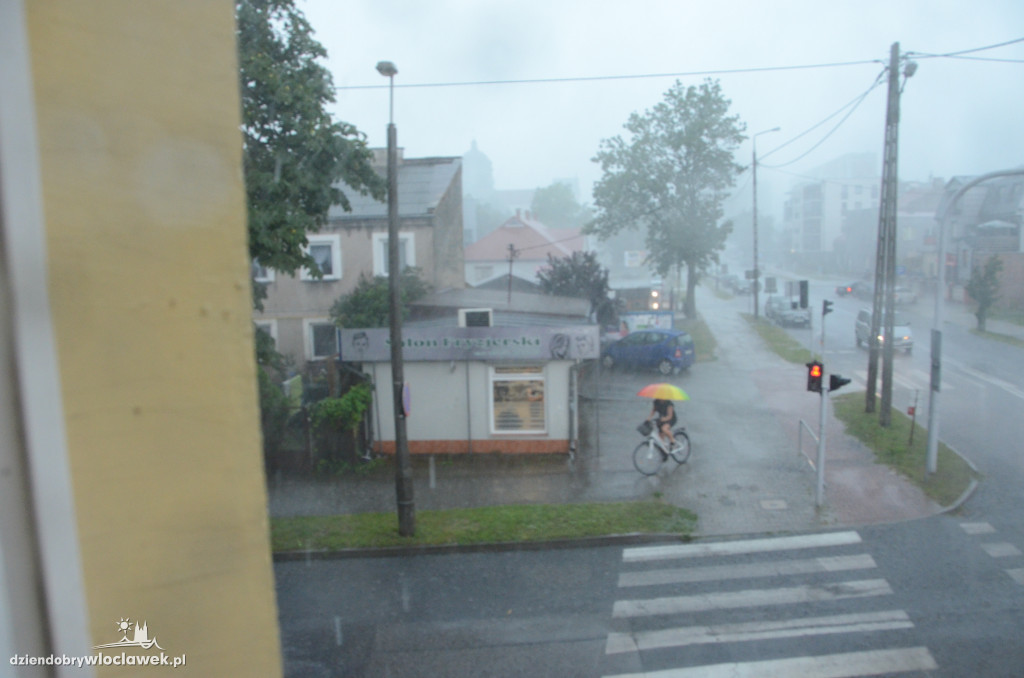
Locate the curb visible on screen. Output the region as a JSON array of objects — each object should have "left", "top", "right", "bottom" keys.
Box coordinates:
[{"left": 272, "top": 532, "right": 692, "bottom": 562}]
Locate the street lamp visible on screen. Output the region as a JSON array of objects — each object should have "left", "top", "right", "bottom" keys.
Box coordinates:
[
  {"left": 752, "top": 126, "right": 780, "bottom": 320},
  {"left": 377, "top": 60, "right": 415, "bottom": 536}
]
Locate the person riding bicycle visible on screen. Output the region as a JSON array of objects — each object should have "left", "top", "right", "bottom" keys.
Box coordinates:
[{"left": 648, "top": 398, "right": 679, "bottom": 449}]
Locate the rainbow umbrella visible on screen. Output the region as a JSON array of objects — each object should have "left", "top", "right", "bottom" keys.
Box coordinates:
[{"left": 636, "top": 383, "right": 689, "bottom": 400}]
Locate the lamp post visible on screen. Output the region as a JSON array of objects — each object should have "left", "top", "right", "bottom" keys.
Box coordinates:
[
  {"left": 376, "top": 60, "right": 414, "bottom": 536},
  {"left": 752, "top": 126, "right": 780, "bottom": 320}
]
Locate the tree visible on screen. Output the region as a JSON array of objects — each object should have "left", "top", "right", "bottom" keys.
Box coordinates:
[
  {"left": 330, "top": 268, "right": 432, "bottom": 328},
  {"left": 530, "top": 182, "right": 592, "bottom": 229},
  {"left": 587, "top": 79, "right": 745, "bottom": 318},
  {"left": 536, "top": 251, "right": 618, "bottom": 325},
  {"left": 237, "top": 0, "right": 384, "bottom": 309},
  {"left": 965, "top": 254, "right": 1003, "bottom": 332}
]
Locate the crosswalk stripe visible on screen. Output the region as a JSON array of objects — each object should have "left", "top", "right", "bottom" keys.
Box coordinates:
[
  {"left": 618, "top": 553, "right": 876, "bottom": 588},
  {"left": 1007, "top": 568, "right": 1024, "bottom": 586},
  {"left": 622, "top": 531, "right": 861, "bottom": 563},
  {"left": 605, "top": 609, "right": 913, "bottom": 654},
  {"left": 612, "top": 578, "right": 892, "bottom": 618},
  {"left": 602, "top": 646, "right": 938, "bottom": 678},
  {"left": 960, "top": 521, "right": 996, "bottom": 535}
]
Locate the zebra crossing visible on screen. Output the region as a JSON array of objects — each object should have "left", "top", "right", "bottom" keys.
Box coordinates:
[
  {"left": 960, "top": 520, "right": 1024, "bottom": 588},
  {"left": 601, "top": 531, "right": 938, "bottom": 677}
]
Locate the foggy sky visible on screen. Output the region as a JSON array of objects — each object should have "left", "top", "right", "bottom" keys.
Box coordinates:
[{"left": 300, "top": 0, "right": 1024, "bottom": 222}]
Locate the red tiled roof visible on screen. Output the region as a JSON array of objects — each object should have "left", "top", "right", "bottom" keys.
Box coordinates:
[{"left": 465, "top": 214, "right": 583, "bottom": 262}]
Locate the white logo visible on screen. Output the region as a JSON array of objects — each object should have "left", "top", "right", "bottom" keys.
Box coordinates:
[{"left": 93, "top": 618, "right": 164, "bottom": 651}]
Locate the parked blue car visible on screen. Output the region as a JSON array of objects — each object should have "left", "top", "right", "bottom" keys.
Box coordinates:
[{"left": 601, "top": 329, "right": 696, "bottom": 375}]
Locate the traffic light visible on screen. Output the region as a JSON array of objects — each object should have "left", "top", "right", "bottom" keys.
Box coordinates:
[
  {"left": 806, "top": 360, "right": 823, "bottom": 393},
  {"left": 829, "top": 374, "right": 851, "bottom": 392},
  {"left": 799, "top": 280, "right": 809, "bottom": 309},
  {"left": 823, "top": 299, "right": 833, "bottom": 316}
]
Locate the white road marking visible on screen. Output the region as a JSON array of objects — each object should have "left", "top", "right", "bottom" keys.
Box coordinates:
[
  {"left": 981, "top": 542, "right": 1023, "bottom": 558},
  {"left": 618, "top": 554, "right": 876, "bottom": 588},
  {"left": 602, "top": 646, "right": 938, "bottom": 678},
  {"left": 605, "top": 609, "right": 913, "bottom": 654},
  {"left": 622, "top": 530, "right": 861, "bottom": 563},
  {"left": 960, "top": 521, "right": 996, "bottom": 535},
  {"left": 612, "top": 579, "right": 892, "bottom": 618}
]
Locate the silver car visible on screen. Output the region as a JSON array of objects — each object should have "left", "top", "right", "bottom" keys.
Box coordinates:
[{"left": 855, "top": 308, "right": 913, "bottom": 354}]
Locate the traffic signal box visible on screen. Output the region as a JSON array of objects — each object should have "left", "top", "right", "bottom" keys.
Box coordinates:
[
  {"left": 829, "top": 374, "right": 851, "bottom": 392},
  {"left": 806, "top": 361, "right": 823, "bottom": 393}
]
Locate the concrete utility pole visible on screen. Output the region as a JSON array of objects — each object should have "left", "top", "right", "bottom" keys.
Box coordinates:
[
  {"left": 377, "top": 60, "right": 414, "bottom": 537},
  {"left": 751, "top": 126, "right": 779, "bottom": 321},
  {"left": 866, "top": 43, "right": 913, "bottom": 425}
]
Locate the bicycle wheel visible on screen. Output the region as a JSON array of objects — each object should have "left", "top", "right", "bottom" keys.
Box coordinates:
[
  {"left": 633, "top": 440, "right": 664, "bottom": 475},
  {"left": 669, "top": 429, "right": 691, "bottom": 464}
]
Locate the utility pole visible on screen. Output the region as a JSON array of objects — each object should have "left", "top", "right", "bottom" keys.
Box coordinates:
[
  {"left": 377, "top": 60, "right": 414, "bottom": 537},
  {"left": 866, "top": 43, "right": 911, "bottom": 425},
  {"left": 506, "top": 243, "right": 517, "bottom": 305},
  {"left": 751, "top": 126, "right": 779, "bottom": 321}
]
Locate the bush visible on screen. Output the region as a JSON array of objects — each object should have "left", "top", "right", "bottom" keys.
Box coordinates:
[{"left": 310, "top": 383, "right": 373, "bottom": 467}]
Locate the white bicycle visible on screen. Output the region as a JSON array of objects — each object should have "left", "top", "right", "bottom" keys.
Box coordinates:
[{"left": 633, "top": 419, "right": 691, "bottom": 475}]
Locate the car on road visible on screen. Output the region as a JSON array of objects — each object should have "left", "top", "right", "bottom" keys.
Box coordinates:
[
  {"left": 601, "top": 328, "right": 695, "bottom": 375},
  {"left": 894, "top": 286, "right": 918, "bottom": 305},
  {"left": 855, "top": 308, "right": 914, "bottom": 354},
  {"left": 765, "top": 295, "right": 811, "bottom": 327},
  {"left": 835, "top": 282, "right": 857, "bottom": 296}
]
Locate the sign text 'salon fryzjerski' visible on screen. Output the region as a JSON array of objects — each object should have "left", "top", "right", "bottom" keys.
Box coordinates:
[{"left": 340, "top": 326, "right": 600, "bottom": 362}]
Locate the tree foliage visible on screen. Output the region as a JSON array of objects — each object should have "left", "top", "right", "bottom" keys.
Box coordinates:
[
  {"left": 330, "top": 268, "right": 432, "bottom": 328},
  {"left": 237, "top": 0, "right": 384, "bottom": 303},
  {"left": 530, "top": 182, "right": 592, "bottom": 229},
  {"left": 536, "top": 251, "right": 618, "bottom": 325},
  {"left": 587, "top": 79, "right": 745, "bottom": 317},
  {"left": 965, "top": 254, "right": 1003, "bottom": 332}
]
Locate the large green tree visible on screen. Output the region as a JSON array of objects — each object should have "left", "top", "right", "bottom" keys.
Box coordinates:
[
  {"left": 237, "top": 0, "right": 383, "bottom": 307},
  {"left": 587, "top": 79, "right": 745, "bottom": 318},
  {"left": 330, "top": 269, "right": 432, "bottom": 329},
  {"left": 531, "top": 182, "right": 592, "bottom": 229},
  {"left": 965, "top": 254, "right": 1003, "bottom": 332},
  {"left": 536, "top": 251, "right": 618, "bottom": 325}
]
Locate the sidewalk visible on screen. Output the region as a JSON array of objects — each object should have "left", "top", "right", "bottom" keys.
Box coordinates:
[{"left": 267, "top": 287, "right": 953, "bottom": 539}]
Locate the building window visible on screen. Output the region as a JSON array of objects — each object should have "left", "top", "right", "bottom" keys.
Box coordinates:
[
  {"left": 254, "top": 320, "right": 277, "bottom": 346},
  {"left": 301, "top": 234, "right": 342, "bottom": 281},
  {"left": 305, "top": 319, "right": 339, "bottom": 360},
  {"left": 372, "top": 232, "right": 415, "bottom": 276},
  {"left": 490, "top": 366, "right": 546, "bottom": 434},
  {"left": 252, "top": 259, "right": 275, "bottom": 283}
]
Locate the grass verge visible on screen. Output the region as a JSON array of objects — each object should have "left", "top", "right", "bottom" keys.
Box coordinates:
[
  {"left": 970, "top": 328, "right": 1024, "bottom": 349},
  {"left": 677, "top": 314, "right": 717, "bottom": 363},
  {"left": 271, "top": 501, "right": 697, "bottom": 552},
  {"left": 741, "top": 313, "right": 819, "bottom": 364},
  {"left": 832, "top": 393, "right": 980, "bottom": 506}
]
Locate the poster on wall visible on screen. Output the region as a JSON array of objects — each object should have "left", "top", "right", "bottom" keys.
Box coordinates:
[
  {"left": 340, "top": 325, "right": 600, "bottom": 362},
  {"left": 619, "top": 311, "right": 674, "bottom": 332}
]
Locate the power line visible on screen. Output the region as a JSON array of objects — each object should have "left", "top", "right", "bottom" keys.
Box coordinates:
[
  {"left": 907, "top": 36, "right": 1024, "bottom": 59},
  {"left": 334, "top": 59, "right": 880, "bottom": 91}
]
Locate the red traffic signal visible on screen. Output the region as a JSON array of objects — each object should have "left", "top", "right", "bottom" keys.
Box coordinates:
[{"left": 806, "top": 360, "right": 823, "bottom": 393}]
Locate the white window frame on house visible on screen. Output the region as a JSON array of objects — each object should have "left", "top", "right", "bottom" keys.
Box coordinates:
[
  {"left": 488, "top": 365, "right": 547, "bottom": 435},
  {"left": 304, "top": 318, "right": 339, "bottom": 361},
  {"left": 372, "top": 231, "right": 415, "bottom": 276},
  {"left": 254, "top": 319, "right": 277, "bottom": 347},
  {"left": 301, "top": 234, "right": 342, "bottom": 281},
  {"left": 252, "top": 258, "right": 275, "bottom": 283}
]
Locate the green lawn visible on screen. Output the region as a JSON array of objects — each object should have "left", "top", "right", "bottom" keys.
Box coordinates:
[
  {"left": 832, "top": 393, "right": 979, "bottom": 506},
  {"left": 271, "top": 501, "right": 697, "bottom": 552},
  {"left": 741, "top": 313, "right": 819, "bottom": 364}
]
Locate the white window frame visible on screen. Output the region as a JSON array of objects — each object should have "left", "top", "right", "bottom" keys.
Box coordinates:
[
  {"left": 372, "top": 231, "right": 415, "bottom": 276},
  {"left": 488, "top": 365, "right": 547, "bottom": 435},
  {"left": 301, "top": 234, "right": 342, "bottom": 281},
  {"left": 304, "top": 318, "right": 339, "bottom": 361},
  {"left": 252, "top": 258, "right": 275, "bottom": 283},
  {"left": 254, "top": 319, "right": 277, "bottom": 346}
]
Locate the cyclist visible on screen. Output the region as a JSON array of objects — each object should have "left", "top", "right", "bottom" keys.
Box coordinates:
[{"left": 648, "top": 398, "right": 679, "bottom": 450}]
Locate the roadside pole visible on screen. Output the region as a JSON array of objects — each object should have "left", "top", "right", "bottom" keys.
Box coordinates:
[{"left": 815, "top": 300, "right": 829, "bottom": 508}]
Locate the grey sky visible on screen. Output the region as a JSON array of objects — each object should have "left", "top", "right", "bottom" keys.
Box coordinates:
[{"left": 301, "top": 0, "right": 1024, "bottom": 221}]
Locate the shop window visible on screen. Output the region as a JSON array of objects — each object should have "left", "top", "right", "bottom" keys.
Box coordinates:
[{"left": 490, "top": 366, "right": 546, "bottom": 434}]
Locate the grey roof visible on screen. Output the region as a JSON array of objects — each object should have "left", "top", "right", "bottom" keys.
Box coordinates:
[
  {"left": 328, "top": 157, "right": 461, "bottom": 220},
  {"left": 411, "top": 288, "right": 590, "bottom": 318}
]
